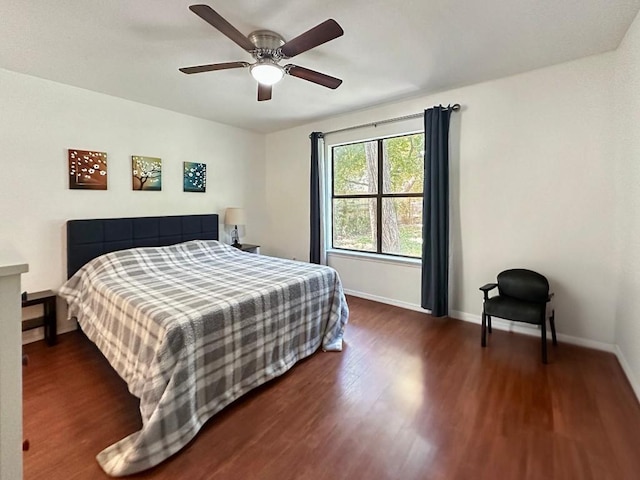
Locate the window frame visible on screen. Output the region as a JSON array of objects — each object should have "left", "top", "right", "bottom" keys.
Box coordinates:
[{"left": 330, "top": 132, "right": 424, "bottom": 259}]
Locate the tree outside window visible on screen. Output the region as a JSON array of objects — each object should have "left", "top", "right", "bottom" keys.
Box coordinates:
[{"left": 332, "top": 132, "right": 424, "bottom": 258}]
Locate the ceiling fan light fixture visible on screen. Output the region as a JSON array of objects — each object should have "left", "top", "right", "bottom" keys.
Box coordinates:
[
  {"left": 180, "top": 6, "right": 344, "bottom": 101},
  {"left": 250, "top": 61, "right": 284, "bottom": 85}
]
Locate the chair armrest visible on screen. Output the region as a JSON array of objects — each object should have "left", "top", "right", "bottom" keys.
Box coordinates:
[
  {"left": 480, "top": 283, "right": 497, "bottom": 301},
  {"left": 479, "top": 283, "right": 498, "bottom": 292}
]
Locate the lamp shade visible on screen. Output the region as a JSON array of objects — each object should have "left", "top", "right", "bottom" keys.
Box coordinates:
[{"left": 224, "top": 207, "right": 246, "bottom": 226}]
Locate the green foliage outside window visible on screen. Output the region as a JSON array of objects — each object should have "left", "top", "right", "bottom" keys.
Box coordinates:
[{"left": 332, "top": 132, "right": 424, "bottom": 258}]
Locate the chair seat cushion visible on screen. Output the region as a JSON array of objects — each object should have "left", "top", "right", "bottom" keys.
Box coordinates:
[{"left": 484, "top": 296, "right": 545, "bottom": 324}]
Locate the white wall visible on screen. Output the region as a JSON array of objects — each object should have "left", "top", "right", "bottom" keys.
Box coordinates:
[
  {"left": 0, "top": 68, "right": 266, "bottom": 337},
  {"left": 264, "top": 52, "right": 618, "bottom": 346},
  {"left": 614, "top": 10, "right": 640, "bottom": 398}
]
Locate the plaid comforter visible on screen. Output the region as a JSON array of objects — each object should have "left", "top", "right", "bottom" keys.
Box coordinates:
[{"left": 59, "top": 240, "right": 348, "bottom": 476}]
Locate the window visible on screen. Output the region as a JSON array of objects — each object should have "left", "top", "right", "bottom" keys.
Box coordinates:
[{"left": 331, "top": 132, "right": 424, "bottom": 258}]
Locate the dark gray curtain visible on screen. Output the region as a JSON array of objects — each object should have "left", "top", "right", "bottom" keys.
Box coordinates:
[
  {"left": 421, "top": 106, "right": 452, "bottom": 317},
  {"left": 309, "top": 132, "right": 324, "bottom": 264}
]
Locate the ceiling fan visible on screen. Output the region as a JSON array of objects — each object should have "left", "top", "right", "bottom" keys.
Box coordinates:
[{"left": 179, "top": 4, "right": 344, "bottom": 101}]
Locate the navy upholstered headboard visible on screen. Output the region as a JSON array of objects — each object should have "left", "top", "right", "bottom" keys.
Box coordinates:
[{"left": 66, "top": 214, "right": 219, "bottom": 278}]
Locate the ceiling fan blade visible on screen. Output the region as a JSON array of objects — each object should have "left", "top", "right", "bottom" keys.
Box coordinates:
[
  {"left": 179, "top": 61, "right": 249, "bottom": 74},
  {"left": 258, "top": 83, "right": 272, "bottom": 101},
  {"left": 286, "top": 65, "right": 342, "bottom": 89},
  {"left": 189, "top": 4, "right": 255, "bottom": 51},
  {"left": 280, "top": 19, "right": 344, "bottom": 58}
]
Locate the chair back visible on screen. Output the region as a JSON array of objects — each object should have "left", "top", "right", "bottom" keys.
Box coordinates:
[{"left": 497, "top": 269, "right": 549, "bottom": 303}]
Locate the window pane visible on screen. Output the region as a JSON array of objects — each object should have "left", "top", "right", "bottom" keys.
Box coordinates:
[
  {"left": 333, "top": 141, "right": 378, "bottom": 195},
  {"left": 382, "top": 197, "right": 422, "bottom": 257},
  {"left": 382, "top": 133, "right": 424, "bottom": 194},
  {"left": 333, "top": 198, "right": 377, "bottom": 252}
]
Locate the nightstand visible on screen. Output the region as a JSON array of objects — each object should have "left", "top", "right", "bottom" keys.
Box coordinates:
[
  {"left": 233, "top": 244, "right": 260, "bottom": 254},
  {"left": 22, "top": 290, "right": 57, "bottom": 346}
]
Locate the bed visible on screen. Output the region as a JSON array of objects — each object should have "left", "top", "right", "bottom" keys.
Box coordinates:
[{"left": 59, "top": 214, "right": 348, "bottom": 477}]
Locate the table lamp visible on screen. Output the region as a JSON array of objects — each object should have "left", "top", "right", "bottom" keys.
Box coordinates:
[{"left": 224, "top": 207, "right": 246, "bottom": 247}]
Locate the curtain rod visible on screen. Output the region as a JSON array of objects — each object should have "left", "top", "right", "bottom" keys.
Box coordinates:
[{"left": 320, "top": 103, "right": 460, "bottom": 137}]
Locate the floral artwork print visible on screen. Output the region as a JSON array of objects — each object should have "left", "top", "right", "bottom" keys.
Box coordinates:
[
  {"left": 132, "top": 156, "right": 162, "bottom": 191},
  {"left": 68, "top": 149, "right": 107, "bottom": 190},
  {"left": 183, "top": 162, "right": 206, "bottom": 192}
]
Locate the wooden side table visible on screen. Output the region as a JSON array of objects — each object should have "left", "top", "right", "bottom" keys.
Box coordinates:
[{"left": 22, "top": 290, "right": 57, "bottom": 346}]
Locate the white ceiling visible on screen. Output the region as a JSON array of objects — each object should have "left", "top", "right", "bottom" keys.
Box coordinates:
[{"left": 2, "top": 1, "right": 639, "bottom": 133}]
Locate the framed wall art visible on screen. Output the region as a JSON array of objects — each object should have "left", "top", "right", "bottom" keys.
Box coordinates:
[
  {"left": 183, "top": 162, "right": 206, "bottom": 192},
  {"left": 132, "top": 156, "right": 162, "bottom": 191},
  {"left": 68, "top": 149, "right": 107, "bottom": 190}
]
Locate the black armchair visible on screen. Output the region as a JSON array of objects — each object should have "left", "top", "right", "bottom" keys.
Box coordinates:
[{"left": 480, "top": 269, "right": 557, "bottom": 363}]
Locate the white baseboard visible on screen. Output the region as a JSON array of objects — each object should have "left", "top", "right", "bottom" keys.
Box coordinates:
[
  {"left": 614, "top": 345, "right": 640, "bottom": 404},
  {"left": 344, "top": 289, "right": 639, "bottom": 403},
  {"left": 343, "top": 289, "right": 429, "bottom": 314},
  {"left": 345, "top": 290, "right": 617, "bottom": 353},
  {"left": 21, "top": 321, "right": 77, "bottom": 345},
  {"left": 449, "top": 310, "right": 617, "bottom": 353}
]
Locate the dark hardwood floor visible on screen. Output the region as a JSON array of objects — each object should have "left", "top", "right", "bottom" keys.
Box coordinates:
[{"left": 23, "top": 296, "right": 640, "bottom": 479}]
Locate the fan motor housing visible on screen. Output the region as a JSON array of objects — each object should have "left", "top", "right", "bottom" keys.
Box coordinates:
[{"left": 248, "top": 30, "right": 285, "bottom": 50}]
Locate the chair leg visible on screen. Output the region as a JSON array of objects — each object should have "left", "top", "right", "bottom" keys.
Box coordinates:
[
  {"left": 488, "top": 315, "right": 492, "bottom": 334},
  {"left": 481, "top": 312, "right": 487, "bottom": 347},
  {"left": 550, "top": 309, "right": 557, "bottom": 345},
  {"left": 541, "top": 318, "right": 548, "bottom": 364}
]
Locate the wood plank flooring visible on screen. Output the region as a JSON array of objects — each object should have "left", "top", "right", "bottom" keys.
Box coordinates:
[{"left": 22, "top": 296, "right": 640, "bottom": 479}]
